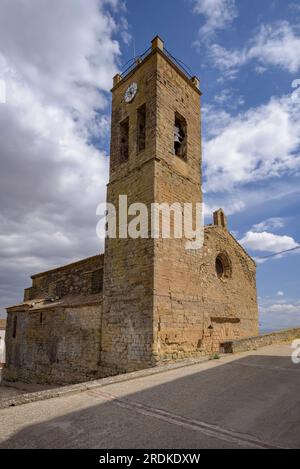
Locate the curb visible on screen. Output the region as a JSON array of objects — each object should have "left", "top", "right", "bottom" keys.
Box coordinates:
[{"left": 0, "top": 355, "right": 214, "bottom": 410}]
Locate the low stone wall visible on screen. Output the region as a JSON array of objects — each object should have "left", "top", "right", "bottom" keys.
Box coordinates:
[{"left": 223, "top": 327, "right": 300, "bottom": 353}]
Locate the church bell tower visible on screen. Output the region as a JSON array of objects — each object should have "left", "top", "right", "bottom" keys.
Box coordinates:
[{"left": 101, "top": 36, "right": 202, "bottom": 375}]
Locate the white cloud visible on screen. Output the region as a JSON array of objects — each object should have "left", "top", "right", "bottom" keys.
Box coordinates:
[
  {"left": 193, "top": 0, "right": 237, "bottom": 41},
  {"left": 239, "top": 231, "right": 299, "bottom": 253},
  {"left": 0, "top": 0, "right": 127, "bottom": 316},
  {"left": 252, "top": 218, "right": 285, "bottom": 232},
  {"left": 208, "top": 21, "right": 300, "bottom": 76},
  {"left": 214, "top": 88, "right": 232, "bottom": 104},
  {"left": 260, "top": 299, "right": 300, "bottom": 330},
  {"left": 277, "top": 291, "right": 284, "bottom": 296},
  {"left": 213, "top": 88, "right": 244, "bottom": 107},
  {"left": 248, "top": 21, "right": 300, "bottom": 73},
  {"left": 202, "top": 95, "right": 300, "bottom": 223},
  {"left": 202, "top": 105, "right": 232, "bottom": 138},
  {"left": 263, "top": 302, "right": 300, "bottom": 313},
  {"left": 289, "top": 3, "right": 300, "bottom": 13},
  {"left": 203, "top": 94, "right": 300, "bottom": 192},
  {"left": 207, "top": 43, "right": 246, "bottom": 76},
  {"left": 255, "top": 65, "right": 267, "bottom": 75},
  {"left": 204, "top": 199, "right": 245, "bottom": 220}
]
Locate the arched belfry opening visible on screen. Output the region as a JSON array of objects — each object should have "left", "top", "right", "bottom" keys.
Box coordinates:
[{"left": 174, "top": 112, "right": 187, "bottom": 159}]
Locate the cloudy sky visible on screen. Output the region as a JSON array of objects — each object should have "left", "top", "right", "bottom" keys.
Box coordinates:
[{"left": 0, "top": 0, "right": 300, "bottom": 331}]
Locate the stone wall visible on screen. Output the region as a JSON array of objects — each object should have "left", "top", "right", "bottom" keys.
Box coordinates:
[
  {"left": 4, "top": 255, "right": 104, "bottom": 384},
  {"left": 102, "top": 51, "right": 158, "bottom": 376},
  {"left": 151, "top": 50, "right": 258, "bottom": 362},
  {"left": 223, "top": 327, "right": 300, "bottom": 354},
  {"left": 24, "top": 254, "right": 104, "bottom": 301},
  {"left": 154, "top": 225, "right": 258, "bottom": 361},
  {"left": 4, "top": 298, "right": 103, "bottom": 384},
  {"left": 153, "top": 50, "right": 203, "bottom": 363}
]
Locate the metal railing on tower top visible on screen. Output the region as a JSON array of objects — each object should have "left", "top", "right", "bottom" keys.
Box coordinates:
[{"left": 120, "top": 46, "right": 194, "bottom": 82}]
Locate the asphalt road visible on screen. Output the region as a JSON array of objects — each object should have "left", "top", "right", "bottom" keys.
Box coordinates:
[{"left": 0, "top": 344, "right": 299, "bottom": 449}]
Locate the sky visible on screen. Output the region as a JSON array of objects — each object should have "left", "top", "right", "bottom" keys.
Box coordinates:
[{"left": 0, "top": 0, "right": 300, "bottom": 331}]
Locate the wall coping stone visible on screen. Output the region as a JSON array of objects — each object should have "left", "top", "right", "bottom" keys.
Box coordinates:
[{"left": 223, "top": 327, "right": 300, "bottom": 353}]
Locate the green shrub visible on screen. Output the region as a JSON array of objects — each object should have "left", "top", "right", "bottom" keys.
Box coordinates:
[{"left": 209, "top": 352, "right": 220, "bottom": 360}]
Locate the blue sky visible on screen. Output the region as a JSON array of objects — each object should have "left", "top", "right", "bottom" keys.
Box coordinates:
[{"left": 0, "top": 0, "right": 299, "bottom": 331}]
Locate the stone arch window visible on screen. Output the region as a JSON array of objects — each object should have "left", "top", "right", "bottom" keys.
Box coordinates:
[
  {"left": 173, "top": 112, "right": 187, "bottom": 159},
  {"left": 215, "top": 252, "right": 231, "bottom": 279}
]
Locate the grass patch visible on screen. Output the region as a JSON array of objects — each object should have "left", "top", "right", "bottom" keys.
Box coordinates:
[{"left": 209, "top": 353, "right": 220, "bottom": 360}]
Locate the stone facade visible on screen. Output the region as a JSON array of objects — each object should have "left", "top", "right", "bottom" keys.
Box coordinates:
[
  {"left": 4, "top": 256, "right": 104, "bottom": 384},
  {"left": 155, "top": 224, "right": 258, "bottom": 361},
  {"left": 3, "top": 37, "right": 258, "bottom": 384},
  {"left": 25, "top": 254, "right": 104, "bottom": 301}
]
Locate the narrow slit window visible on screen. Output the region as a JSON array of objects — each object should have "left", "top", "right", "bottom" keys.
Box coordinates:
[
  {"left": 12, "top": 315, "right": 17, "bottom": 338},
  {"left": 91, "top": 268, "right": 104, "bottom": 294},
  {"left": 137, "top": 104, "right": 146, "bottom": 152},
  {"left": 120, "top": 117, "right": 129, "bottom": 163},
  {"left": 174, "top": 113, "right": 187, "bottom": 159},
  {"left": 56, "top": 281, "right": 64, "bottom": 298}
]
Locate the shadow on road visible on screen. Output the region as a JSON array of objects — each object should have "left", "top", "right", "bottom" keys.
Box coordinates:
[{"left": 1, "top": 353, "right": 300, "bottom": 449}]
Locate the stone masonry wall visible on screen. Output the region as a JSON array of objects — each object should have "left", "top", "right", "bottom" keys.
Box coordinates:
[
  {"left": 101, "top": 52, "right": 158, "bottom": 375},
  {"left": 4, "top": 299, "right": 103, "bottom": 384},
  {"left": 24, "top": 254, "right": 104, "bottom": 301},
  {"left": 4, "top": 255, "right": 104, "bottom": 384},
  {"left": 154, "top": 226, "right": 258, "bottom": 361},
  {"left": 153, "top": 50, "right": 203, "bottom": 362},
  {"left": 149, "top": 51, "right": 258, "bottom": 362}
]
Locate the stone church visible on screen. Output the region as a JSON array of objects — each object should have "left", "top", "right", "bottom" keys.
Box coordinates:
[{"left": 4, "top": 37, "right": 258, "bottom": 384}]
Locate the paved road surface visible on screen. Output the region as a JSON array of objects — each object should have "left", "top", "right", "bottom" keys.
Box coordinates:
[{"left": 0, "top": 344, "right": 299, "bottom": 449}]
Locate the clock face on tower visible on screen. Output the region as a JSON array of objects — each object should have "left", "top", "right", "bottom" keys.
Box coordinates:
[{"left": 124, "top": 82, "right": 138, "bottom": 103}]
